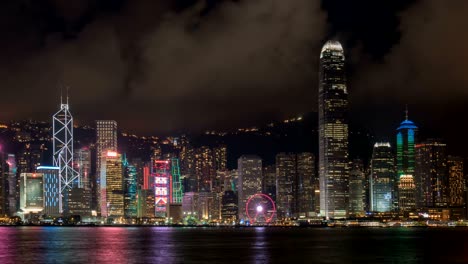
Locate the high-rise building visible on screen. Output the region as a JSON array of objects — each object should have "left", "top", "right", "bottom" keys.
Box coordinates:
[
  {"left": 96, "top": 120, "right": 117, "bottom": 215},
  {"left": 398, "top": 175, "right": 416, "bottom": 212},
  {"left": 276, "top": 153, "right": 296, "bottom": 218},
  {"left": 370, "top": 143, "right": 395, "bottom": 212},
  {"left": 297, "top": 153, "right": 315, "bottom": 217},
  {"left": 123, "top": 157, "right": 138, "bottom": 218},
  {"left": 448, "top": 156, "right": 464, "bottom": 206},
  {"left": 153, "top": 160, "right": 171, "bottom": 218},
  {"left": 74, "top": 148, "right": 91, "bottom": 190},
  {"left": 100, "top": 151, "right": 123, "bottom": 218},
  {"left": 415, "top": 139, "right": 448, "bottom": 208},
  {"left": 20, "top": 173, "right": 44, "bottom": 216},
  {"left": 396, "top": 110, "right": 417, "bottom": 210},
  {"left": 349, "top": 159, "right": 365, "bottom": 216},
  {"left": 318, "top": 40, "right": 349, "bottom": 219},
  {"left": 37, "top": 166, "right": 60, "bottom": 216},
  {"left": 6, "top": 154, "right": 18, "bottom": 216},
  {"left": 237, "top": 155, "right": 262, "bottom": 221},
  {"left": 53, "top": 96, "right": 79, "bottom": 213}
]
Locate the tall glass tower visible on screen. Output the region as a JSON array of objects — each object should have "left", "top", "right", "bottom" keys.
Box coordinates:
[
  {"left": 318, "top": 40, "right": 349, "bottom": 219},
  {"left": 395, "top": 109, "right": 417, "bottom": 210},
  {"left": 370, "top": 143, "right": 395, "bottom": 212}
]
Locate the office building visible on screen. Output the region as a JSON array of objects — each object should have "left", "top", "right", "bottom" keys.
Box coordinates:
[{"left": 20, "top": 173, "right": 44, "bottom": 215}]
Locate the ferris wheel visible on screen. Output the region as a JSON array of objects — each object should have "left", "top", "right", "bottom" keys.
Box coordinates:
[{"left": 245, "top": 194, "right": 276, "bottom": 225}]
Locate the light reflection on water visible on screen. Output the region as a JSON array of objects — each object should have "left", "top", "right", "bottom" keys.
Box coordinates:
[{"left": 0, "top": 227, "right": 467, "bottom": 263}]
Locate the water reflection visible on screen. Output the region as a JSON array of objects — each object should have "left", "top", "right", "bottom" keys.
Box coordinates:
[{"left": 252, "top": 227, "right": 269, "bottom": 263}]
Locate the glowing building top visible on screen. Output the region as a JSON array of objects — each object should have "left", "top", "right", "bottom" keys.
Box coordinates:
[{"left": 320, "top": 40, "right": 344, "bottom": 58}]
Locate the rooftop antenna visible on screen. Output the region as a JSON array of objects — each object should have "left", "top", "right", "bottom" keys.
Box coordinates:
[{"left": 405, "top": 104, "right": 409, "bottom": 121}]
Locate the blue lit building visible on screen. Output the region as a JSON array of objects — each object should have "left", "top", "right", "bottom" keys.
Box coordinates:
[
  {"left": 395, "top": 110, "right": 417, "bottom": 211},
  {"left": 37, "top": 166, "right": 61, "bottom": 216}
]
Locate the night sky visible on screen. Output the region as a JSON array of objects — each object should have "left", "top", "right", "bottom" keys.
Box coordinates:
[{"left": 0, "top": 0, "right": 467, "bottom": 155}]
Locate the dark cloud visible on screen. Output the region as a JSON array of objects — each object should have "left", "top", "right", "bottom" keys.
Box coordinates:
[
  {"left": 0, "top": 0, "right": 467, "bottom": 156},
  {"left": 0, "top": 0, "right": 325, "bottom": 133}
]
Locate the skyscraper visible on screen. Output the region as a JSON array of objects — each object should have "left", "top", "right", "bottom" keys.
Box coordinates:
[
  {"left": 53, "top": 95, "right": 79, "bottom": 213},
  {"left": 396, "top": 109, "right": 417, "bottom": 210},
  {"left": 96, "top": 120, "right": 118, "bottom": 177},
  {"left": 318, "top": 40, "right": 349, "bottom": 219},
  {"left": 123, "top": 157, "right": 138, "bottom": 218},
  {"left": 370, "top": 143, "right": 395, "bottom": 212},
  {"left": 348, "top": 159, "right": 365, "bottom": 216},
  {"left": 6, "top": 154, "right": 18, "bottom": 216},
  {"left": 415, "top": 139, "right": 448, "bottom": 208},
  {"left": 296, "top": 153, "right": 316, "bottom": 217},
  {"left": 100, "top": 151, "right": 123, "bottom": 218},
  {"left": 276, "top": 153, "right": 296, "bottom": 218},
  {"left": 96, "top": 120, "right": 117, "bottom": 215},
  {"left": 237, "top": 155, "right": 262, "bottom": 221},
  {"left": 448, "top": 156, "right": 464, "bottom": 206}
]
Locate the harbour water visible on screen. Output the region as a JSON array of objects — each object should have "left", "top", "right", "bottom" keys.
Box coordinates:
[{"left": 0, "top": 227, "right": 467, "bottom": 263}]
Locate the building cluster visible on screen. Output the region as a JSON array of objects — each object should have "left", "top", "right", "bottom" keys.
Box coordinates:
[
  {"left": 0, "top": 40, "right": 465, "bottom": 226},
  {"left": 317, "top": 40, "right": 466, "bottom": 221}
]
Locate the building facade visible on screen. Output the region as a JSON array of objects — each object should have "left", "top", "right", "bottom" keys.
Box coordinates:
[{"left": 448, "top": 156, "right": 464, "bottom": 206}]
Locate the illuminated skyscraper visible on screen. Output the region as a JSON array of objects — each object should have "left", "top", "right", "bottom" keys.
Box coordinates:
[
  {"left": 349, "top": 159, "right": 365, "bottom": 216},
  {"left": 100, "top": 151, "right": 124, "bottom": 218},
  {"left": 395, "top": 109, "right": 417, "bottom": 210},
  {"left": 370, "top": 143, "right": 395, "bottom": 212},
  {"left": 448, "top": 156, "right": 464, "bottom": 206},
  {"left": 237, "top": 155, "right": 262, "bottom": 221},
  {"left": 52, "top": 95, "right": 79, "bottom": 212},
  {"left": 415, "top": 139, "right": 448, "bottom": 208},
  {"left": 96, "top": 120, "right": 117, "bottom": 214},
  {"left": 319, "top": 40, "right": 349, "bottom": 219}
]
